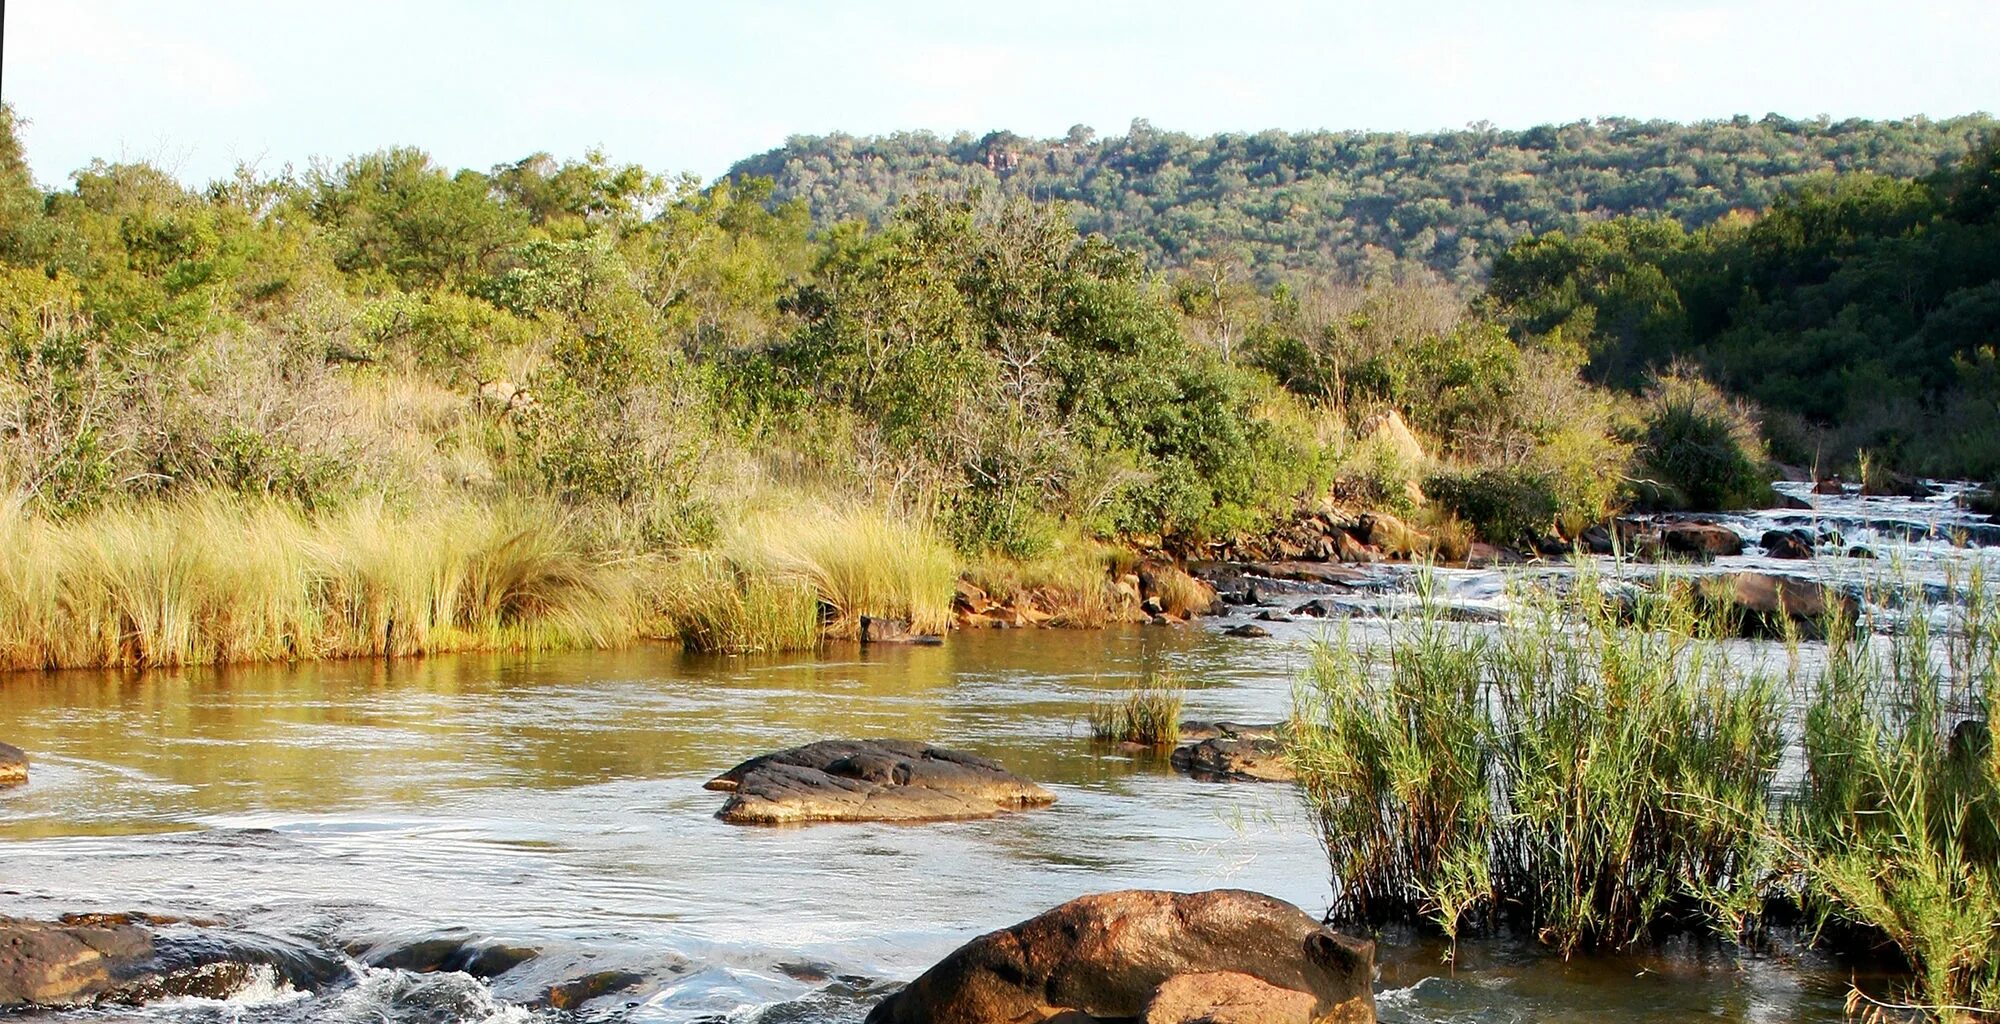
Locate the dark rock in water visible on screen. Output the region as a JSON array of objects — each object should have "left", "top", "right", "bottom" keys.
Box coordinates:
[
  {"left": 0, "top": 917, "right": 153, "bottom": 1006},
  {"left": 1814, "top": 477, "right": 1847, "bottom": 495},
  {"left": 862, "top": 889, "right": 1374, "bottom": 1024},
  {"left": 1711, "top": 573, "right": 1855, "bottom": 638},
  {"left": 1777, "top": 493, "right": 1814, "bottom": 510},
  {"left": 1223, "top": 623, "right": 1271, "bottom": 639},
  {"left": 540, "top": 969, "right": 647, "bottom": 1011},
  {"left": 1849, "top": 546, "right": 1878, "bottom": 560},
  {"left": 1760, "top": 529, "right": 1814, "bottom": 560},
  {"left": 1862, "top": 470, "right": 1923, "bottom": 498},
  {"left": 1291, "top": 598, "right": 1360, "bottom": 619},
  {"left": 705, "top": 740, "right": 1055, "bottom": 825},
  {"left": 1171, "top": 737, "right": 1296, "bottom": 783},
  {"left": 0, "top": 742, "right": 25, "bottom": 788},
  {"left": 1580, "top": 524, "right": 1615, "bottom": 555},
  {"left": 362, "top": 933, "right": 540, "bottom": 979},
  {"left": 860, "top": 616, "right": 942, "bottom": 645},
  {"left": 1661, "top": 522, "right": 1744, "bottom": 559},
  {"left": 1178, "top": 721, "right": 1282, "bottom": 743},
  {"left": 1465, "top": 543, "right": 1526, "bottom": 567},
  {"left": 101, "top": 962, "right": 270, "bottom": 1005},
  {"left": 1254, "top": 610, "right": 1294, "bottom": 623}
]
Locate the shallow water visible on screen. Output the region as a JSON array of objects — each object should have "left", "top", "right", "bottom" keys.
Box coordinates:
[{"left": 0, "top": 483, "right": 1991, "bottom": 1023}]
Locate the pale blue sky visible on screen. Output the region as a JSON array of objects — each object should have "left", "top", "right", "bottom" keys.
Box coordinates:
[{"left": 4, "top": 0, "right": 1996, "bottom": 187}]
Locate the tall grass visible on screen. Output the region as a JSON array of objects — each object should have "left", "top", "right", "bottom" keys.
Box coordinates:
[
  {"left": 0, "top": 493, "right": 640, "bottom": 670},
  {"left": 1788, "top": 564, "right": 2000, "bottom": 1020},
  {"left": 1289, "top": 567, "right": 1783, "bottom": 955},
  {"left": 1088, "top": 675, "right": 1185, "bottom": 746},
  {"left": 1290, "top": 561, "right": 2000, "bottom": 1017},
  {"left": 725, "top": 506, "right": 956, "bottom": 640}
]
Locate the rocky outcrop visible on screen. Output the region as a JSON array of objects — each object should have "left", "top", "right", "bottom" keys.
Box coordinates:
[
  {"left": 1759, "top": 529, "right": 1814, "bottom": 560},
  {"left": 706, "top": 740, "right": 1055, "bottom": 825},
  {"left": 1223, "top": 624, "right": 1271, "bottom": 639},
  {"left": 1172, "top": 738, "right": 1296, "bottom": 783},
  {"left": 864, "top": 889, "right": 1374, "bottom": 1024},
  {"left": 0, "top": 742, "right": 25, "bottom": 788},
  {"left": 0, "top": 917, "right": 153, "bottom": 1006},
  {"left": 1661, "top": 522, "right": 1745, "bottom": 559},
  {"left": 1170, "top": 723, "right": 1293, "bottom": 783}
]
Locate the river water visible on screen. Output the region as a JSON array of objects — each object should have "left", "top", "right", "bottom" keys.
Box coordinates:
[{"left": 0, "top": 482, "right": 1991, "bottom": 1023}]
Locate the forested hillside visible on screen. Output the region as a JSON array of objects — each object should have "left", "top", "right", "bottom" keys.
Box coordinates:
[
  {"left": 729, "top": 115, "right": 1994, "bottom": 282},
  {"left": 1492, "top": 142, "right": 2000, "bottom": 478}
]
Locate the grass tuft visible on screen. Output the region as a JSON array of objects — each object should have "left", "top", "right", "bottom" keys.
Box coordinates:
[{"left": 1089, "top": 675, "right": 1185, "bottom": 746}]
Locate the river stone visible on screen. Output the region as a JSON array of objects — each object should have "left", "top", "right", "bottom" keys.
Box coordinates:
[
  {"left": 863, "top": 889, "right": 1374, "bottom": 1024},
  {"left": 0, "top": 742, "right": 25, "bottom": 788},
  {"left": 1661, "top": 522, "right": 1744, "bottom": 559},
  {"left": 1760, "top": 529, "right": 1814, "bottom": 559},
  {"left": 1224, "top": 623, "right": 1272, "bottom": 638},
  {"left": 0, "top": 917, "right": 154, "bottom": 1007},
  {"left": 1144, "top": 971, "right": 1320, "bottom": 1023},
  {"left": 706, "top": 740, "right": 1055, "bottom": 825},
  {"left": 1179, "top": 721, "right": 1282, "bottom": 743},
  {"left": 1172, "top": 737, "right": 1297, "bottom": 783}
]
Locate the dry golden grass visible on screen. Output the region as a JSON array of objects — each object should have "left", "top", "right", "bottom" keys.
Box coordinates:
[{"left": 0, "top": 493, "right": 639, "bottom": 671}]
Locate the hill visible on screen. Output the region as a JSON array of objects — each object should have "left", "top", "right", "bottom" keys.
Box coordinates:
[{"left": 728, "top": 115, "right": 1994, "bottom": 282}]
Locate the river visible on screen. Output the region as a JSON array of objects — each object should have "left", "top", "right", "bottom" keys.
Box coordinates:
[{"left": 0, "top": 481, "right": 1990, "bottom": 1023}]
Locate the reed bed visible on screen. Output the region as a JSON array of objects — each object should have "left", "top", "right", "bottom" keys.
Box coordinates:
[
  {"left": 1089, "top": 675, "right": 1185, "bottom": 746},
  {"left": 0, "top": 493, "right": 641, "bottom": 670},
  {"left": 724, "top": 505, "right": 957, "bottom": 641},
  {"left": 1289, "top": 562, "right": 2000, "bottom": 1019}
]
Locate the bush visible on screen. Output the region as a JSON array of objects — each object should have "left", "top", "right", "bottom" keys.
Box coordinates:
[
  {"left": 1423, "top": 466, "right": 1559, "bottom": 546},
  {"left": 1632, "top": 369, "right": 1773, "bottom": 511}
]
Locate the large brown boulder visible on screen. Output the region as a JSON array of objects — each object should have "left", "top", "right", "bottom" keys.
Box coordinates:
[
  {"left": 0, "top": 742, "right": 25, "bottom": 788},
  {"left": 0, "top": 917, "right": 153, "bottom": 1006},
  {"left": 705, "top": 740, "right": 1055, "bottom": 825},
  {"left": 865, "top": 890, "right": 1373, "bottom": 1024},
  {"left": 1171, "top": 724, "right": 1296, "bottom": 783},
  {"left": 1171, "top": 738, "right": 1296, "bottom": 784},
  {"left": 1661, "top": 522, "right": 1744, "bottom": 559}
]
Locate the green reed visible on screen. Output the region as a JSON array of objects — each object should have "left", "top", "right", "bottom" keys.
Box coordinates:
[
  {"left": 1289, "top": 565, "right": 1783, "bottom": 956},
  {"left": 1787, "top": 561, "right": 2000, "bottom": 1020},
  {"left": 1089, "top": 675, "right": 1186, "bottom": 746},
  {"left": 1291, "top": 557, "right": 2000, "bottom": 1017}
]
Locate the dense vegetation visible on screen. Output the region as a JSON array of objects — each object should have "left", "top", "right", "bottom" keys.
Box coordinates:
[
  {"left": 0, "top": 94, "right": 1984, "bottom": 668},
  {"left": 731, "top": 115, "right": 1993, "bottom": 283},
  {"left": 0, "top": 101, "right": 1652, "bottom": 665},
  {"left": 1291, "top": 565, "right": 2000, "bottom": 1019},
  {"left": 1492, "top": 141, "right": 2000, "bottom": 479}
]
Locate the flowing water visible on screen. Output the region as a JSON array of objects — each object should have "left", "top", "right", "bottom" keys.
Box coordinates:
[{"left": 0, "top": 483, "right": 1993, "bottom": 1024}]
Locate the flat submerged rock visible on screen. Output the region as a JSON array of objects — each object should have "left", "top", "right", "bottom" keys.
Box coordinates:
[
  {"left": 0, "top": 742, "right": 26, "bottom": 788},
  {"left": 705, "top": 739, "right": 1056, "bottom": 825}
]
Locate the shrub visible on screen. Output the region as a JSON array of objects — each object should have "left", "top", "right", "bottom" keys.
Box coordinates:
[
  {"left": 1632, "top": 368, "right": 1773, "bottom": 511},
  {"left": 1632, "top": 368, "right": 1776, "bottom": 512},
  {"left": 1089, "top": 676, "right": 1185, "bottom": 746},
  {"left": 1423, "top": 466, "right": 1559, "bottom": 546}
]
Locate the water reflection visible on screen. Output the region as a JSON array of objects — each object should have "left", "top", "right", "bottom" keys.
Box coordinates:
[{"left": 0, "top": 619, "right": 1897, "bottom": 1022}]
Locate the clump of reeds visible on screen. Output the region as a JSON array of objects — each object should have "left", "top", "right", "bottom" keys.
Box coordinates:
[
  {"left": 1786, "top": 562, "right": 2000, "bottom": 1020},
  {"left": 1147, "top": 564, "right": 1216, "bottom": 619},
  {"left": 1289, "top": 565, "right": 1784, "bottom": 955},
  {"left": 963, "top": 535, "right": 1120, "bottom": 627},
  {"left": 1089, "top": 675, "right": 1185, "bottom": 746},
  {"left": 0, "top": 492, "right": 641, "bottom": 670},
  {"left": 655, "top": 553, "right": 822, "bottom": 654},
  {"left": 1290, "top": 558, "right": 2000, "bottom": 1017},
  {"left": 726, "top": 506, "right": 956, "bottom": 640}
]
